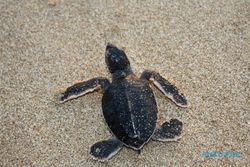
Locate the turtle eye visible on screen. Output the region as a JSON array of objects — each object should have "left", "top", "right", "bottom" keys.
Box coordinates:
[
  {"left": 110, "top": 54, "right": 116, "bottom": 61},
  {"left": 110, "top": 54, "right": 121, "bottom": 63}
]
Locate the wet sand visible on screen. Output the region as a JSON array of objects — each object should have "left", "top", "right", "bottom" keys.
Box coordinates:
[{"left": 0, "top": 0, "right": 249, "bottom": 166}]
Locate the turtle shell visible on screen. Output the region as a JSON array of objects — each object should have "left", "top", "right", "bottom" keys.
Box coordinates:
[{"left": 102, "top": 78, "right": 158, "bottom": 149}]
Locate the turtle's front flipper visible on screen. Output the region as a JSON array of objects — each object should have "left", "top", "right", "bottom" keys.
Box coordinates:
[
  {"left": 60, "top": 77, "right": 110, "bottom": 103},
  {"left": 90, "top": 137, "right": 122, "bottom": 161},
  {"left": 152, "top": 119, "right": 183, "bottom": 142},
  {"left": 140, "top": 70, "right": 188, "bottom": 107}
]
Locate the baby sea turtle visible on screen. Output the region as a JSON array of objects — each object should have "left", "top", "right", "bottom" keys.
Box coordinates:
[{"left": 60, "top": 43, "right": 189, "bottom": 161}]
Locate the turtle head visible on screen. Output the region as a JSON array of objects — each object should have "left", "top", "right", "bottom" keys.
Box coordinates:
[{"left": 105, "top": 43, "right": 131, "bottom": 74}]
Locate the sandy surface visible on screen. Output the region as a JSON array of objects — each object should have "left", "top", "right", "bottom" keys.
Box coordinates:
[{"left": 0, "top": 0, "right": 249, "bottom": 166}]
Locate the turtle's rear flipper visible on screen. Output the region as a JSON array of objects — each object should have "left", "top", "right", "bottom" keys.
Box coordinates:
[
  {"left": 90, "top": 137, "right": 122, "bottom": 161},
  {"left": 152, "top": 119, "right": 183, "bottom": 142},
  {"left": 60, "top": 77, "right": 110, "bottom": 103},
  {"left": 140, "top": 70, "right": 189, "bottom": 108}
]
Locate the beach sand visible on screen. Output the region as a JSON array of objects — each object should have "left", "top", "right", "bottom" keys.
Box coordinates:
[{"left": 0, "top": 0, "right": 249, "bottom": 166}]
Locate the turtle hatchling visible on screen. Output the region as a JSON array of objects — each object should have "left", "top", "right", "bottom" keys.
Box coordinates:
[{"left": 60, "top": 43, "right": 189, "bottom": 161}]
